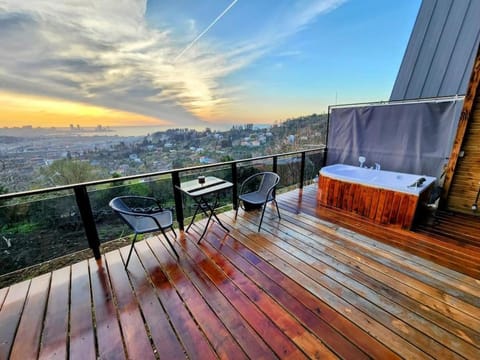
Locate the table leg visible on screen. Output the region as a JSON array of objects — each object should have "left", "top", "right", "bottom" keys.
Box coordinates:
[
  {"left": 186, "top": 202, "right": 210, "bottom": 232},
  {"left": 197, "top": 197, "right": 215, "bottom": 243},
  {"left": 197, "top": 195, "right": 230, "bottom": 243}
]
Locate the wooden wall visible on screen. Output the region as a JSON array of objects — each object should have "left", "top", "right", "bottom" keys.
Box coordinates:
[
  {"left": 447, "top": 91, "right": 480, "bottom": 215},
  {"left": 317, "top": 176, "right": 430, "bottom": 229}
]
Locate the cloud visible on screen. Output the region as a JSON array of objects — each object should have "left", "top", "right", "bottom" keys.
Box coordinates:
[{"left": 0, "top": 0, "right": 346, "bottom": 126}]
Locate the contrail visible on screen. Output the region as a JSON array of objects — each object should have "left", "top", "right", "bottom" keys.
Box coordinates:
[{"left": 173, "top": 0, "right": 238, "bottom": 62}]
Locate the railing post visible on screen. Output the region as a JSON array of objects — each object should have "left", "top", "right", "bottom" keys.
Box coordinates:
[
  {"left": 300, "top": 151, "right": 306, "bottom": 189},
  {"left": 231, "top": 162, "right": 238, "bottom": 209},
  {"left": 272, "top": 155, "right": 278, "bottom": 197},
  {"left": 172, "top": 171, "right": 184, "bottom": 231},
  {"left": 74, "top": 185, "right": 101, "bottom": 259}
]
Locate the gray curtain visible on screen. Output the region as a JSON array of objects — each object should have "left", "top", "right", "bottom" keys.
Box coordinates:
[{"left": 326, "top": 100, "right": 463, "bottom": 179}]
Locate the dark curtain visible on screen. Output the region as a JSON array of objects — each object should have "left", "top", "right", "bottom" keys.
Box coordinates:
[{"left": 326, "top": 100, "right": 463, "bottom": 179}]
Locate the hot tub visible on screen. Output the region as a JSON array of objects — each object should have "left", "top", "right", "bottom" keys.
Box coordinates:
[{"left": 318, "top": 164, "right": 436, "bottom": 229}]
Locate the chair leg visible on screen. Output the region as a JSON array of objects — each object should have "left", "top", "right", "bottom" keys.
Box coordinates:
[
  {"left": 235, "top": 200, "right": 240, "bottom": 219},
  {"left": 171, "top": 226, "right": 177, "bottom": 238},
  {"left": 258, "top": 203, "right": 268, "bottom": 232},
  {"left": 161, "top": 228, "right": 179, "bottom": 259},
  {"left": 125, "top": 233, "right": 138, "bottom": 269},
  {"left": 274, "top": 199, "right": 281, "bottom": 219}
]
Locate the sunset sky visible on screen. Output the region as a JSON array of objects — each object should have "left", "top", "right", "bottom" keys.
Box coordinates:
[{"left": 0, "top": 0, "right": 421, "bottom": 129}]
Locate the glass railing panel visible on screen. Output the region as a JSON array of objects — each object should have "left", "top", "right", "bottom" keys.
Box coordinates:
[
  {"left": 88, "top": 174, "right": 175, "bottom": 243},
  {"left": 305, "top": 149, "right": 326, "bottom": 184},
  {"left": 276, "top": 154, "right": 302, "bottom": 192},
  {"left": 0, "top": 148, "right": 325, "bottom": 278},
  {"left": 0, "top": 190, "right": 87, "bottom": 275},
  {"left": 236, "top": 159, "right": 273, "bottom": 183}
]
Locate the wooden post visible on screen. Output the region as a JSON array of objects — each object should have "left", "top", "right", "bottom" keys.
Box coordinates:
[{"left": 441, "top": 44, "right": 480, "bottom": 208}]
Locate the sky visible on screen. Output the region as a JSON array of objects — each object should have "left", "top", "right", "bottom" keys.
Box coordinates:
[{"left": 0, "top": 0, "right": 421, "bottom": 129}]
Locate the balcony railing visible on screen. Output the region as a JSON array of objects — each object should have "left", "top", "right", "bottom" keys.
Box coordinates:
[{"left": 0, "top": 147, "right": 325, "bottom": 276}]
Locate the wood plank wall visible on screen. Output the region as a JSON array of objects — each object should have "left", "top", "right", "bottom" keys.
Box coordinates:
[
  {"left": 317, "top": 176, "right": 425, "bottom": 229},
  {"left": 447, "top": 91, "right": 480, "bottom": 215}
]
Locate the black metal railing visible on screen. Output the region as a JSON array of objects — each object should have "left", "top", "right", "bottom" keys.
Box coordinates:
[{"left": 0, "top": 147, "right": 325, "bottom": 275}]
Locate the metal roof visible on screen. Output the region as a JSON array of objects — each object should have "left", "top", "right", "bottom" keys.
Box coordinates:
[{"left": 390, "top": 0, "right": 480, "bottom": 101}]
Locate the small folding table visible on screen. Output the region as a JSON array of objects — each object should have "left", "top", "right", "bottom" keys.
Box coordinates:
[{"left": 177, "top": 176, "right": 233, "bottom": 242}]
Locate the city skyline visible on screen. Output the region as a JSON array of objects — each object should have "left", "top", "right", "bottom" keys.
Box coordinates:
[{"left": 0, "top": 0, "right": 421, "bottom": 129}]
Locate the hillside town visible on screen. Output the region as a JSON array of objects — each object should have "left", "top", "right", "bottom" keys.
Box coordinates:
[{"left": 0, "top": 114, "right": 327, "bottom": 193}]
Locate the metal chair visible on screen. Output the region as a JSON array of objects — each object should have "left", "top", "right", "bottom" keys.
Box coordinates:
[
  {"left": 109, "top": 196, "right": 178, "bottom": 268},
  {"left": 235, "top": 172, "right": 281, "bottom": 231}
]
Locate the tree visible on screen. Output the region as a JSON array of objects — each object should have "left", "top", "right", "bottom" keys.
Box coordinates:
[
  {"left": 0, "top": 184, "right": 8, "bottom": 209},
  {"left": 38, "top": 159, "right": 106, "bottom": 186},
  {"left": 0, "top": 184, "right": 8, "bottom": 195},
  {"left": 220, "top": 155, "right": 234, "bottom": 162}
]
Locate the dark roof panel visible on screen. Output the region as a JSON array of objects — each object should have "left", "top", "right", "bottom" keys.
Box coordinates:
[
  {"left": 422, "top": 1, "right": 469, "bottom": 96},
  {"left": 440, "top": 0, "right": 480, "bottom": 96},
  {"left": 390, "top": 0, "right": 480, "bottom": 101}
]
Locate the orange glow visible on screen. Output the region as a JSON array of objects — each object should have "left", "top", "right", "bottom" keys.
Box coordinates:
[{"left": 0, "top": 91, "right": 172, "bottom": 128}]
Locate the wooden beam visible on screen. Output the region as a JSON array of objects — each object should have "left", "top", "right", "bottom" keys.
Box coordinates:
[{"left": 441, "top": 44, "right": 480, "bottom": 207}]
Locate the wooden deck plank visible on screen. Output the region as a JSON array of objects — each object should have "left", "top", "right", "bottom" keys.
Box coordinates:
[
  {"left": 236, "top": 211, "right": 480, "bottom": 358},
  {"left": 275, "top": 212, "right": 480, "bottom": 344},
  {"left": 154, "top": 235, "right": 278, "bottom": 359},
  {"left": 69, "top": 260, "right": 96, "bottom": 360},
  {"left": 199, "top": 225, "right": 384, "bottom": 360},
  {"left": 88, "top": 257, "right": 125, "bottom": 359},
  {"left": 185, "top": 226, "right": 339, "bottom": 360},
  {"left": 137, "top": 239, "right": 218, "bottom": 359},
  {"left": 221, "top": 214, "right": 420, "bottom": 359},
  {"left": 277, "top": 208, "right": 480, "bottom": 312},
  {"left": 285, "top": 187, "right": 480, "bottom": 278},
  {"left": 297, "top": 210, "right": 480, "bottom": 291},
  {"left": 206, "top": 226, "right": 405, "bottom": 360},
  {"left": 295, "top": 216, "right": 480, "bottom": 308},
  {"left": 116, "top": 244, "right": 186, "bottom": 360},
  {"left": 105, "top": 250, "right": 156, "bottom": 360},
  {"left": 0, "top": 287, "right": 8, "bottom": 310},
  {"left": 223, "top": 211, "right": 459, "bottom": 359},
  {"left": 415, "top": 210, "right": 480, "bottom": 248},
  {"left": 280, "top": 188, "right": 480, "bottom": 285},
  {"left": 9, "top": 273, "right": 51, "bottom": 360},
  {"left": 148, "top": 234, "right": 309, "bottom": 360},
  {"left": 38, "top": 266, "right": 70, "bottom": 360},
  {"left": 0, "top": 280, "right": 30, "bottom": 359},
  {"left": 145, "top": 236, "right": 252, "bottom": 360}
]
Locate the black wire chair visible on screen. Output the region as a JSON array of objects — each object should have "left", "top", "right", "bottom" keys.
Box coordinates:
[
  {"left": 235, "top": 172, "right": 281, "bottom": 232},
  {"left": 109, "top": 196, "right": 178, "bottom": 268}
]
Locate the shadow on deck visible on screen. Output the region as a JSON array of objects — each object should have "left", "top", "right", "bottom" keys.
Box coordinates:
[{"left": 0, "top": 185, "right": 479, "bottom": 359}]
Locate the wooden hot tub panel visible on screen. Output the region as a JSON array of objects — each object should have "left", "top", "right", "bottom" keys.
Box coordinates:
[{"left": 318, "top": 176, "right": 430, "bottom": 229}]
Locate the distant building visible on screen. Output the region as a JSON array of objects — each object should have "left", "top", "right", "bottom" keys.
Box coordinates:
[{"left": 199, "top": 156, "right": 216, "bottom": 164}]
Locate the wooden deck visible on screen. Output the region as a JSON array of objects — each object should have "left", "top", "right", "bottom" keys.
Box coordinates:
[
  {"left": 284, "top": 186, "right": 480, "bottom": 280},
  {"left": 1, "top": 185, "right": 479, "bottom": 359}
]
